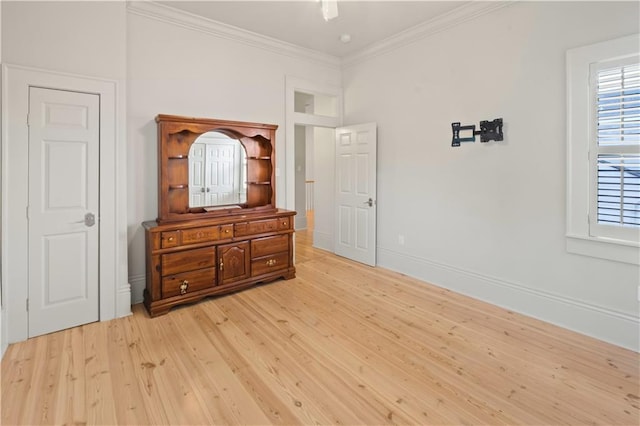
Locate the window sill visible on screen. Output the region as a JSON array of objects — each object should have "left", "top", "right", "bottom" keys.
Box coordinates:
[{"left": 566, "top": 234, "right": 639, "bottom": 265}]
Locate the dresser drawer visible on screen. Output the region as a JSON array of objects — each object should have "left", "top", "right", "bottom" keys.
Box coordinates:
[
  {"left": 220, "top": 224, "right": 234, "bottom": 239},
  {"left": 277, "top": 217, "right": 291, "bottom": 230},
  {"left": 235, "top": 219, "right": 279, "bottom": 237},
  {"left": 181, "top": 226, "right": 219, "bottom": 245},
  {"left": 161, "top": 246, "right": 215, "bottom": 276},
  {"left": 251, "top": 234, "right": 289, "bottom": 258},
  {"left": 162, "top": 267, "right": 216, "bottom": 298},
  {"left": 251, "top": 252, "right": 289, "bottom": 277},
  {"left": 161, "top": 231, "right": 180, "bottom": 248}
]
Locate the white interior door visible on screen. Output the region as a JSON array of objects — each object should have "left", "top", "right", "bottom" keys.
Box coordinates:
[
  {"left": 208, "top": 140, "right": 238, "bottom": 204},
  {"left": 334, "top": 123, "right": 377, "bottom": 266},
  {"left": 189, "top": 142, "right": 207, "bottom": 207},
  {"left": 28, "top": 87, "right": 100, "bottom": 337}
]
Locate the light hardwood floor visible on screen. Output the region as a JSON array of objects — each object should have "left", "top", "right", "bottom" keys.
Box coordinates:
[{"left": 2, "top": 225, "right": 639, "bottom": 425}]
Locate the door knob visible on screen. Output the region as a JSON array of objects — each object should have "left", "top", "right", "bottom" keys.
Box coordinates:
[
  {"left": 76, "top": 212, "right": 96, "bottom": 227},
  {"left": 363, "top": 198, "right": 373, "bottom": 207},
  {"left": 73, "top": 212, "right": 96, "bottom": 226},
  {"left": 85, "top": 212, "right": 96, "bottom": 227}
]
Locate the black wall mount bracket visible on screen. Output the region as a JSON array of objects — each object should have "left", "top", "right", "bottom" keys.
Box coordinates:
[{"left": 451, "top": 118, "right": 503, "bottom": 147}]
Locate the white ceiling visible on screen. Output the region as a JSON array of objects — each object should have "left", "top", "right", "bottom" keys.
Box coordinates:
[{"left": 160, "top": 1, "right": 469, "bottom": 57}]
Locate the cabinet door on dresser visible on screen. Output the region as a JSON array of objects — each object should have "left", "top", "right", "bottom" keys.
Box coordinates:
[{"left": 218, "top": 241, "right": 250, "bottom": 285}]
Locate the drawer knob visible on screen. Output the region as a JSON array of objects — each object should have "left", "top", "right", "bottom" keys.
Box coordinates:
[
  {"left": 282, "top": 221, "right": 287, "bottom": 225},
  {"left": 266, "top": 259, "right": 277, "bottom": 267},
  {"left": 179, "top": 280, "right": 189, "bottom": 295},
  {"left": 225, "top": 229, "right": 230, "bottom": 234},
  {"left": 167, "top": 237, "right": 174, "bottom": 242}
]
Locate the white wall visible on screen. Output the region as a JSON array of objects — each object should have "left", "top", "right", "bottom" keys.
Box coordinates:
[
  {"left": 2, "top": 1, "right": 125, "bottom": 80},
  {"left": 342, "top": 1, "right": 640, "bottom": 350},
  {"left": 126, "top": 10, "right": 342, "bottom": 302},
  {"left": 294, "top": 125, "right": 307, "bottom": 229},
  {"left": 312, "top": 127, "right": 335, "bottom": 251},
  {"left": 305, "top": 130, "right": 315, "bottom": 183}
]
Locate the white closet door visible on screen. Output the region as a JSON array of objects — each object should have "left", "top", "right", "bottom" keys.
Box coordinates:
[{"left": 28, "top": 87, "right": 100, "bottom": 337}]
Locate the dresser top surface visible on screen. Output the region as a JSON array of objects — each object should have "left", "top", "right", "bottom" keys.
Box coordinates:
[{"left": 143, "top": 208, "right": 296, "bottom": 231}]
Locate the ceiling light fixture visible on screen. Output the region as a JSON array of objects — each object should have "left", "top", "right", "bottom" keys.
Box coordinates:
[{"left": 321, "top": 0, "right": 338, "bottom": 21}]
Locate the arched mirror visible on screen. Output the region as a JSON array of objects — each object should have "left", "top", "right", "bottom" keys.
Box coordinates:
[{"left": 188, "top": 132, "right": 247, "bottom": 208}]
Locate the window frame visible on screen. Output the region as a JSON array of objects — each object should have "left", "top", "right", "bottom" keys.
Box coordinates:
[{"left": 566, "top": 34, "right": 640, "bottom": 265}]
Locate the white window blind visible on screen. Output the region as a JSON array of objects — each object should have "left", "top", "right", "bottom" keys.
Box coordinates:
[
  {"left": 592, "top": 60, "right": 640, "bottom": 233},
  {"left": 596, "top": 155, "right": 639, "bottom": 226},
  {"left": 596, "top": 63, "right": 640, "bottom": 147}
]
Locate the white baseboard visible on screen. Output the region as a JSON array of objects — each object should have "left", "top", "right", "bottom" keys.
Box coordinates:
[
  {"left": 295, "top": 215, "right": 308, "bottom": 231},
  {"left": 378, "top": 247, "right": 639, "bottom": 352},
  {"left": 117, "top": 283, "right": 133, "bottom": 317},
  {"left": 313, "top": 230, "right": 333, "bottom": 252},
  {"left": 129, "top": 274, "right": 146, "bottom": 305}
]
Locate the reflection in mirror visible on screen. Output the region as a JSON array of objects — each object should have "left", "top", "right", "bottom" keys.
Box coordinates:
[{"left": 188, "top": 132, "right": 247, "bottom": 208}]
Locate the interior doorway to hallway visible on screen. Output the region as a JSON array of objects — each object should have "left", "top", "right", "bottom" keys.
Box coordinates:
[{"left": 293, "top": 124, "right": 335, "bottom": 251}]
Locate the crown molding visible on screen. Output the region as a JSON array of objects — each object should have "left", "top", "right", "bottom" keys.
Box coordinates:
[
  {"left": 342, "top": 1, "right": 516, "bottom": 68},
  {"left": 127, "top": 1, "right": 514, "bottom": 72},
  {"left": 126, "top": 1, "right": 341, "bottom": 70}
]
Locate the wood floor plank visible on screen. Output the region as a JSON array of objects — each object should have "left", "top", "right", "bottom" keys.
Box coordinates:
[
  {"left": 51, "top": 327, "right": 85, "bottom": 424},
  {"left": 1, "top": 334, "right": 37, "bottom": 425},
  {"left": 1, "top": 228, "right": 638, "bottom": 425},
  {"left": 165, "top": 305, "right": 273, "bottom": 425},
  {"left": 105, "top": 315, "right": 157, "bottom": 424},
  {"left": 207, "top": 292, "right": 409, "bottom": 425},
  {"left": 28, "top": 331, "right": 65, "bottom": 425},
  {"left": 83, "top": 321, "right": 118, "bottom": 425},
  {"left": 238, "top": 285, "right": 487, "bottom": 425}
]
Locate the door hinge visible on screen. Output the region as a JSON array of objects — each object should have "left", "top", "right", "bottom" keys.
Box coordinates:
[
  {"left": 26, "top": 299, "right": 29, "bottom": 311},
  {"left": 26, "top": 206, "right": 30, "bottom": 220},
  {"left": 27, "top": 113, "right": 30, "bottom": 127}
]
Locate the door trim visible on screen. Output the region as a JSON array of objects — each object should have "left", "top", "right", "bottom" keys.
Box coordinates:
[{"left": 2, "top": 64, "right": 131, "bottom": 343}]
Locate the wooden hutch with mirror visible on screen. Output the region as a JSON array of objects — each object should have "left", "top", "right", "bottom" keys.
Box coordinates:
[{"left": 143, "top": 114, "right": 295, "bottom": 317}]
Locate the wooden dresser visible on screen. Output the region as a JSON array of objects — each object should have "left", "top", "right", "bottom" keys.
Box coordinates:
[
  {"left": 143, "top": 210, "right": 295, "bottom": 317},
  {"left": 143, "top": 115, "right": 295, "bottom": 316}
]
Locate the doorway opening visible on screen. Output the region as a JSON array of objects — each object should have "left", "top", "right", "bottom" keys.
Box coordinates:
[
  {"left": 287, "top": 79, "right": 378, "bottom": 266},
  {"left": 286, "top": 77, "right": 342, "bottom": 254},
  {"left": 294, "top": 124, "right": 335, "bottom": 251}
]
